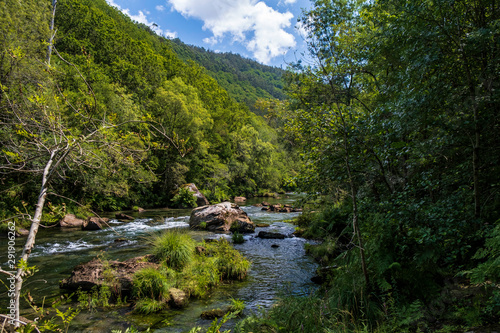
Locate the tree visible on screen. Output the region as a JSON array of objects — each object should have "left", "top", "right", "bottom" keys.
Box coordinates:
[
  {"left": 0, "top": 47, "right": 158, "bottom": 324},
  {"left": 286, "top": 0, "right": 374, "bottom": 288}
]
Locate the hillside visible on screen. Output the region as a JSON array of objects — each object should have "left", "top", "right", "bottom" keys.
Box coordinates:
[
  {"left": 170, "top": 39, "right": 286, "bottom": 115},
  {"left": 0, "top": 0, "right": 296, "bottom": 215}
]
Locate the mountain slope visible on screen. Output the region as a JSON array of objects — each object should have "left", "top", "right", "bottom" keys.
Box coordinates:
[{"left": 170, "top": 40, "right": 286, "bottom": 114}]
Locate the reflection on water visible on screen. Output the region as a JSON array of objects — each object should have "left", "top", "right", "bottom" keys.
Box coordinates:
[{"left": 0, "top": 194, "right": 318, "bottom": 332}]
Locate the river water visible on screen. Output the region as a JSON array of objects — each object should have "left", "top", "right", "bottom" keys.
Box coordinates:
[{"left": 0, "top": 194, "right": 318, "bottom": 332}]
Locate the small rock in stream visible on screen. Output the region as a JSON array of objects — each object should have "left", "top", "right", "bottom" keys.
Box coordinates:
[{"left": 257, "top": 231, "right": 287, "bottom": 239}]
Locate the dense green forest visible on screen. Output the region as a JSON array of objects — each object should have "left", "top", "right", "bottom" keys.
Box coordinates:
[
  {"left": 236, "top": 0, "right": 500, "bottom": 332},
  {"left": 170, "top": 40, "right": 286, "bottom": 115},
  {"left": 0, "top": 0, "right": 295, "bottom": 217},
  {"left": 1, "top": 0, "right": 500, "bottom": 331}
]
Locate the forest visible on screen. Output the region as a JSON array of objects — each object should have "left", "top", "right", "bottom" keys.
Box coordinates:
[{"left": 1, "top": 0, "right": 499, "bottom": 332}]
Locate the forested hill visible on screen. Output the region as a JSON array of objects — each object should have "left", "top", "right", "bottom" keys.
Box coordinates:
[
  {"left": 170, "top": 40, "right": 286, "bottom": 115},
  {"left": 0, "top": 0, "right": 296, "bottom": 214}
]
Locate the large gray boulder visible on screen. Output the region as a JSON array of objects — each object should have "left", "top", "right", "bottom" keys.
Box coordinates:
[
  {"left": 189, "top": 202, "right": 255, "bottom": 233},
  {"left": 183, "top": 183, "right": 209, "bottom": 207},
  {"left": 59, "top": 214, "right": 85, "bottom": 228}
]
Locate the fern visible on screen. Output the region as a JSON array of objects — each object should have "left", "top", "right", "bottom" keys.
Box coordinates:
[{"left": 468, "top": 223, "right": 500, "bottom": 284}]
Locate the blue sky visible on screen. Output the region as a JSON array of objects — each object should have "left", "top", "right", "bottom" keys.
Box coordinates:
[{"left": 105, "top": 0, "right": 312, "bottom": 67}]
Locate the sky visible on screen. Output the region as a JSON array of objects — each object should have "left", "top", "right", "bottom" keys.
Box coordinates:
[{"left": 105, "top": 0, "right": 311, "bottom": 68}]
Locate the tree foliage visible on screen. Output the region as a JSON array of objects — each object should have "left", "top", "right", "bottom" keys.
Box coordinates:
[{"left": 271, "top": 0, "right": 500, "bottom": 328}]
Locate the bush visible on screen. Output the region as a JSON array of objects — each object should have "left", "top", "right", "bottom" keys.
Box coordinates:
[
  {"left": 201, "top": 186, "right": 231, "bottom": 204},
  {"left": 151, "top": 230, "right": 195, "bottom": 270},
  {"left": 171, "top": 187, "right": 197, "bottom": 208}
]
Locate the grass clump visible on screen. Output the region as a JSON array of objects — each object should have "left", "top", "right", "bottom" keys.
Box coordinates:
[
  {"left": 131, "top": 231, "right": 250, "bottom": 314},
  {"left": 132, "top": 267, "right": 173, "bottom": 313},
  {"left": 177, "top": 256, "right": 220, "bottom": 298},
  {"left": 151, "top": 229, "right": 195, "bottom": 269},
  {"left": 206, "top": 239, "right": 250, "bottom": 280}
]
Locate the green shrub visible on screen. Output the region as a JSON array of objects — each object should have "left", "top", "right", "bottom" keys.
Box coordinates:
[
  {"left": 171, "top": 187, "right": 197, "bottom": 208},
  {"left": 151, "top": 230, "right": 195, "bottom": 270}
]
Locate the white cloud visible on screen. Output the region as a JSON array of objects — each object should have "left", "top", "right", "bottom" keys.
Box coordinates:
[
  {"left": 106, "top": 0, "right": 122, "bottom": 10},
  {"left": 156, "top": 5, "right": 166, "bottom": 11},
  {"left": 282, "top": 0, "right": 297, "bottom": 4},
  {"left": 203, "top": 36, "right": 219, "bottom": 45},
  {"left": 167, "top": 0, "right": 296, "bottom": 64},
  {"left": 105, "top": 1, "right": 177, "bottom": 39}
]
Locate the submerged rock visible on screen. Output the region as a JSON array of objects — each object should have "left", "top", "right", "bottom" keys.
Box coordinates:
[
  {"left": 257, "top": 231, "right": 287, "bottom": 239},
  {"left": 189, "top": 202, "right": 255, "bottom": 233},
  {"left": 200, "top": 308, "right": 228, "bottom": 320}
]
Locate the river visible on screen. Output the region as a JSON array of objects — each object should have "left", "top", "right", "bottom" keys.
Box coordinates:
[{"left": 0, "top": 194, "right": 318, "bottom": 332}]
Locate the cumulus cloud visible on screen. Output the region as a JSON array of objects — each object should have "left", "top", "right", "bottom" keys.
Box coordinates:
[
  {"left": 167, "top": 0, "right": 296, "bottom": 64},
  {"left": 156, "top": 5, "right": 166, "bottom": 11},
  {"left": 105, "top": 1, "right": 177, "bottom": 39}
]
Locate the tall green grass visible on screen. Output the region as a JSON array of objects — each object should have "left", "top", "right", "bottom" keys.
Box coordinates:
[
  {"left": 177, "top": 256, "right": 220, "bottom": 298},
  {"left": 151, "top": 229, "right": 195, "bottom": 269},
  {"left": 131, "top": 232, "right": 251, "bottom": 313},
  {"left": 206, "top": 239, "right": 250, "bottom": 280},
  {"left": 132, "top": 267, "right": 172, "bottom": 313}
]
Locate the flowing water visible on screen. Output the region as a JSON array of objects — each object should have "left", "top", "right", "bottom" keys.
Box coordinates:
[{"left": 0, "top": 194, "right": 318, "bottom": 332}]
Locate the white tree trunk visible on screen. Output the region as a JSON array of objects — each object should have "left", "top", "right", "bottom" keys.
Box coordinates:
[{"left": 13, "top": 151, "right": 55, "bottom": 327}]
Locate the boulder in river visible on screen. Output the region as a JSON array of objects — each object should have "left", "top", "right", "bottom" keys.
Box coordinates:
[
  {"left": 234, "top": 196, "right": 246, "bottom": 202},
  {"left": 260, "top": 203, "right": 302, "bottom": 213},
  {"left": 60, "top": 255, "right": 158, "bottom": 296},
  {"left": 182, "top": 183, "right": 209, "bottom": 207},
  {"left": 169, "top": 288, "right": 188, "bottom": 308},
  {"left": 59, "top": 214, "right": 85, "bottom": 228},
  {"left": 15, "top": 228, "right": 29, "bottom": 237},
  {"left": 82, "top": 217, "right": 103, "bottom": 231},
  {"left": 189, "top": 202, "right": 255, "bottom": 233}
]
